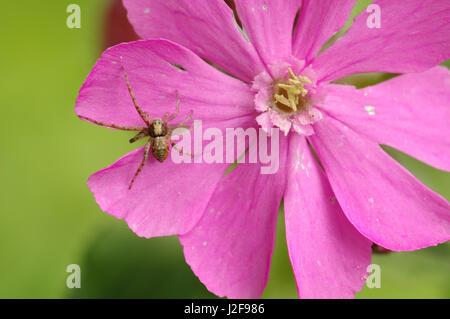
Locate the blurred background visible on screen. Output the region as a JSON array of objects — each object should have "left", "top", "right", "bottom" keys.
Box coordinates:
[{"left": 0, "top": 0, "right": 448, "bottom": 298}]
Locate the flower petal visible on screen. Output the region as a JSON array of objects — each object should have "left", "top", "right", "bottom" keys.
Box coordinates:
[
  {"left": 234, "top": 0, "right": 300, "bottom": 66},
  {"left": 179, "top": 138, "right": 288, "bottom": 298},
  {"left": 122, "top": 0, "right": 264, "bottom": 82},
  {"left": 75, "top": 40, "right": 255, "bottom": 128},
  {"left": 88, "top": 150, "right": 226, "bottom": 238},
  {"left": 292, "top": 0, "right": 356, "bottom": 63},
  {"left": 87, "top": 149, "right": 225, "bottom": 238},
  {"left": 285, "top": 135, "right": 372, "bottom": 298},
  {"left": 320, "top": 67, "right": 450, "bottom": 171},
  {"left": 314, "top": 0, "right": 450, "bottom": 82},
  {"left": 309, "top": 117, "right": 450, "bottom": 251}
]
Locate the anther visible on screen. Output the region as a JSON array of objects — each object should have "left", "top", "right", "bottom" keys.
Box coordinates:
[{"left": 272, "top": 68, "right": 312, "bottom": 114}]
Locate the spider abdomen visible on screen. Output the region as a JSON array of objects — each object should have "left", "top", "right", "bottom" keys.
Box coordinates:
[{"left": 151, "top": 137, "right": 169, "bottom": 162}]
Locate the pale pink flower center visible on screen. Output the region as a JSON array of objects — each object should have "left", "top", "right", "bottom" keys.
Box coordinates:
[{"left": 252, "top": 60, "right": 326, "bottom": 136}]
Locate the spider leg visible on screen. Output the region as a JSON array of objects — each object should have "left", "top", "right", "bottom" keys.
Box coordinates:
[
  {"left": 168, "top": 122, "right": 194, "bottom": 150},
  {"left": 143, "top": 111, "right": 152, "bottom": 123},
  {"left": 162, "top": 112, "right": 170, "bottom": 122},
  {"left": 130, "top": 129, "right": 150, "bottom": 143},
  {"left": 168, "top": 125, "right": 193, "bottom": 137},
  {"left": 129, "top": 139, "right": 152, "bottom": 190},
  {"left": 169, "top": 135, "right": 195, "bottom": 157},
  {"left": 79, "top": 115, "right": 146, "bottom": 131},
  {"left": 164, "top": 90, "right": 181, "bottom": 122},
  {"left": 121, "top": 66, "right": 152, "bottom": 126},
  {"left": 173, "top": 109, "right": 193, "bottom": 128}
]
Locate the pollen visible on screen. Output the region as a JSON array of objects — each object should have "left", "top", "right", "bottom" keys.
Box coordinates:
[
  {"left": 272, "top": 68, "right": 312, "bottom": 115},
  {"left": 252, "top": 62, "right": 324, "bottom": 137}
]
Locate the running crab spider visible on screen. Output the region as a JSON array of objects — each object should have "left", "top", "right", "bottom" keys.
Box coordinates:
[{"left": 79, "top": 66, "right": 194, "bottom": 189}]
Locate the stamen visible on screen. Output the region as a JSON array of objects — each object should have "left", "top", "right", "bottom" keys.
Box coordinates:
[
  {"left": 274, "top": 94, "right": 295, "bottom": 111},
  {"left": 272, "top": 68, "right": 312, "bottom": 114},
  {"left": 252, "top": 62, "right": 325, "bottom": 137}
]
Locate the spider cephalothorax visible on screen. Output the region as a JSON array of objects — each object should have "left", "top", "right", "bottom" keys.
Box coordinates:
[{"left": 148, "top": 119, "right": 168, "bottom": 138}]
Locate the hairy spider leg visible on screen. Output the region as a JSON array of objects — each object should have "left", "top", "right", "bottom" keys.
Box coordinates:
[
  {"left": 176, "top": 110, "right": 194, "bottom": 127},
  {"left": 129, "top": 130, "right": 150, "bottom": 143},
  {"left": 129, "top": 140, "right": 152, "bottom": 190},
  {"left": 164, "top": 90, "right": 181, "bottom": 122},
  {"left": 78, "top": 115, "right": 145, "bottom": 131},
  {"left": 170, "top": 138, "right": 196, "bottom": 157},
  {"left": 121, "top": 66, "right": 152, "bottom": 126},
  {"left": 168, "top": 120, "right": 198, "bottom": 157}
]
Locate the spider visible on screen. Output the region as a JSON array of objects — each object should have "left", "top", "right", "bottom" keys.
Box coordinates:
[{"left": 79, "top": 66, "right": 193, "bottom": 189}]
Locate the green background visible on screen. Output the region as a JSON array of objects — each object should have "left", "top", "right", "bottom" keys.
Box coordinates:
[{"left": 0, "top": 0, "right": 448, "bottom": 298}]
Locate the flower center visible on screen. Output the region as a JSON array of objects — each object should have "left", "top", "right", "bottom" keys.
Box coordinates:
[
  {"left": 252, "top": 62, "right": 325, "bottom": 136},
  {"left": 272, "top": 68, "right": 312, "bottom": 115}
]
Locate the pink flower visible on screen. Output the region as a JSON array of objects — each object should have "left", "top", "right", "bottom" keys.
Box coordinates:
[{"left": 75, "top": 0, "right": 450, "bottom": 298}]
